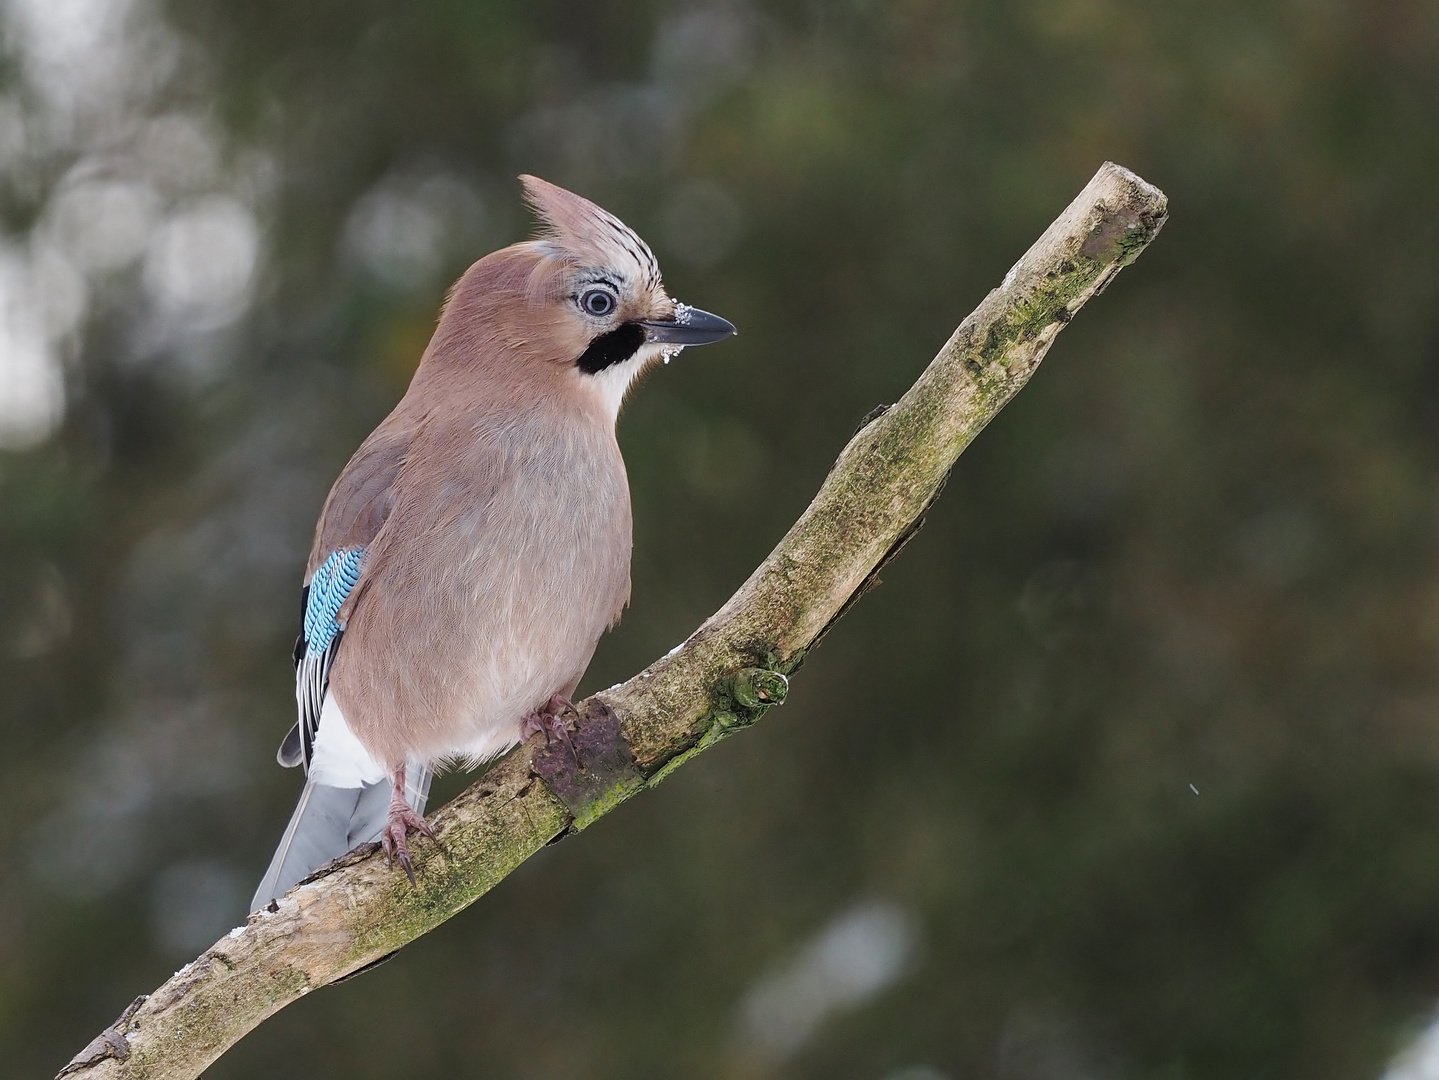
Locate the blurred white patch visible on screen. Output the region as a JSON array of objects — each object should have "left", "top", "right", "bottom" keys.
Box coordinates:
[
  {"left": 883, "top": 1069, "right": 951, "bottom": 1080},
  {"left": 1386, "top": 1011, "right": 1439, "bottom": 1080},
  {"left": 0, "top": 246, "right": 68, "bottom": 447},
  {"left": 46, "top": 177, "right": 160, "bottom": 273},
  {"left": 5, "top": 0, "right": 181, "bottom": 130},
  {"left": 6, "top": 0, "right": 134, "bottom": 99},
  {"left": 144, "top": 196, "right": 259, "bottom": 329},
  {"left": 31, "top": 238, "right": 90, "bottom": 341},
  {"left": 149, "top": 859, "right": 243, "bottom": 954},
  {"left": 659, "top": 178, "right": 743, "bottom": 269},
  {"left": 737, "top": 900, "right": 919, "bottom": 1062},
  {"left": 343, "top": 171, "right": 486, "bottom": 291},
  {"left": 135, "top": 113, "right": 221, "bottom": 195},
  {"left": 0, "top": 0, "right": 250, "bottom": 436}
]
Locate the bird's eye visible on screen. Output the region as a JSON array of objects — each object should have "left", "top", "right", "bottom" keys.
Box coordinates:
[{"left": 580, "top": 288, "right": 616, "bottom": 318}]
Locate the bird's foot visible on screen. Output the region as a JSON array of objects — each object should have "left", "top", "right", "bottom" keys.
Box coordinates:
[
  {"left": 380, "top": 777, "right": 438, "bottom": 886},
  {"left": 521, "top": 694, "right": 580, "bottom": 764}
]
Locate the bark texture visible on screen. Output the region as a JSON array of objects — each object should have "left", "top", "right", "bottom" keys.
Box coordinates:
[{"left": 60, "top": 161, "right": 1167, "bottom": 1080}]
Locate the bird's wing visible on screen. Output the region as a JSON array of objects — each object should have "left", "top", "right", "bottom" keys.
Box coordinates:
[
  {"left": 326, "top": 411, "right": 518, "bottom": 633},
  {"left": 306, "top": 425, "right": 414, "bottom": 577},
  {"left": 278, "top": 426, "right": 412, "bottom": 770},
  {"left": 279, "top": 549, "right": 365, "bottom": 767}
]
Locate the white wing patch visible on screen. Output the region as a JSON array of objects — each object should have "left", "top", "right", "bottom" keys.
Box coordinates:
[{"left": 309, "top": 692, "right": 387, "bottom": 789}]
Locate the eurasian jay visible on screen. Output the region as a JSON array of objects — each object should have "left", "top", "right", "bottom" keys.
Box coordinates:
[{"left": 252, "top": 176, "right": 735, "bottom": 910}]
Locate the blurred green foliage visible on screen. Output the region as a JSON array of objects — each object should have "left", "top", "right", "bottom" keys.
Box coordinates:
[{"left": 4, "top": 1, "right": 1439, "bottom": 1077}]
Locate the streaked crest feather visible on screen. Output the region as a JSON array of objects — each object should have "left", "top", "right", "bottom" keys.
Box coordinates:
[{"left": 518, "top": 174, "right": 661, "bottom": 289}]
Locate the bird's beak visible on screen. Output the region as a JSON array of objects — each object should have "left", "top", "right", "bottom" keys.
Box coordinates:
[{"left": 638, "top": 304, "right": 736, "bottom": 347}]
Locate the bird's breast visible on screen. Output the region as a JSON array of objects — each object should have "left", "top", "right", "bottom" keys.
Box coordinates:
[{"left": 333, "top": 410, "right": 633, "bottom": 766}]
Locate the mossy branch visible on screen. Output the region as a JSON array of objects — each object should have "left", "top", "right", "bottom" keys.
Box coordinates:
[{"left": 60, "top": 162, "right": 1167, "bottom": 1080}]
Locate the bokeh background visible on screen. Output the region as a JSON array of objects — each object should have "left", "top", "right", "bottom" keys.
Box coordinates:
[{"left": 4, "top": 1, "right": 1439, "bottom": 1077}]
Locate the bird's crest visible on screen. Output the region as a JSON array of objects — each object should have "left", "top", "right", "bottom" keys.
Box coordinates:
[{"left": 519, "top": 174, "right": 661, "bottom": 291}]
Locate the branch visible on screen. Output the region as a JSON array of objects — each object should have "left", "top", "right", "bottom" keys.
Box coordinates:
[{"left": 60, "top": 162, "right": 1168, "bottom": 1080}]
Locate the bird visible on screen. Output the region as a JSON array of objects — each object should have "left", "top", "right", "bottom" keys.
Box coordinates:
[{"left": 251, "top": 175, "right": 735, "bottom": 910}]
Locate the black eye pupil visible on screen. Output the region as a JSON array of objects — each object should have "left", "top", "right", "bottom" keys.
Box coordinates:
[{"left": 583, "top": 289, "right": 614, "bottom": 316}]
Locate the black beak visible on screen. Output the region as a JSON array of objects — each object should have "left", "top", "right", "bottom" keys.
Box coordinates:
[{"left": 638, "top": 305, "right": 736, "bottom": 347}]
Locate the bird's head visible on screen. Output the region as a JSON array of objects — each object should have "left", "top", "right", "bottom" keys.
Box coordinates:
[
  {"left": 515, "top": 174, "right": 735, "bottom": 414},
  {"left": 418, "top": 175, "right": 735, "bottom": 421}
]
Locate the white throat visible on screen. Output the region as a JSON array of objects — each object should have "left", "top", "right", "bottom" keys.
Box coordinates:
[{"left": 587, "top": 342, "right": 681, "bottom": 420}]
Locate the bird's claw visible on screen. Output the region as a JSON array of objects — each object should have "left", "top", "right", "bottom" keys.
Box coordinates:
[
  {"left": 521, "top": 695, "right": 581, "bottom": 766},
  {"left": 380, "top": 798, "right": 438, "bottom": 886}
]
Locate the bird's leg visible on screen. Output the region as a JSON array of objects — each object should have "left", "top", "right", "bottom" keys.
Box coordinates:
[
  {"left": 520, "top": 693, "right": 581, "bottom": 764},
  {"left": 379, "top": 765, "right": 438, "bottom": 886}
]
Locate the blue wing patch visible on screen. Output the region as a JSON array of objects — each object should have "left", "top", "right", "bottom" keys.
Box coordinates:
[
  {"left": 278, "top": 547, "right": 365, "bottom": 770},
  {"left": 303, "top": 548, "right": 365, "bottom": 652}
]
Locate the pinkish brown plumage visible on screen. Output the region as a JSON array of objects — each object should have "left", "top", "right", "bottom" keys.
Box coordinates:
[{"left": 253, "top": 177, "right": 735, "bottom": 907}]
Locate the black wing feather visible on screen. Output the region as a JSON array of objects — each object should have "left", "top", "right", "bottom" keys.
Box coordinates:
[{"left": 277, "top": 582, "right": 347, "bottom": 772}]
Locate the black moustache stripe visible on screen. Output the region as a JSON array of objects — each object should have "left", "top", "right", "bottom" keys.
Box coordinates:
[{"left": 576, "top": 322, "right": 645, "bottom": 374}]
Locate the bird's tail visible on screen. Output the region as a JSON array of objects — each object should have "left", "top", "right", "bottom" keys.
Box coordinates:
[{"left": 250, "top": 766, "right": 432, "bottom": 912}]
